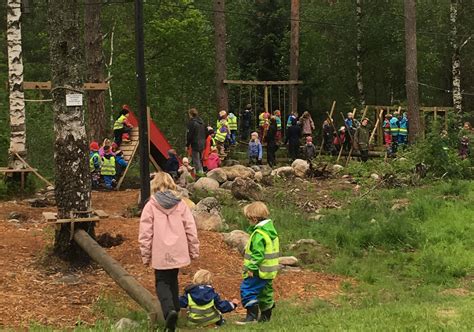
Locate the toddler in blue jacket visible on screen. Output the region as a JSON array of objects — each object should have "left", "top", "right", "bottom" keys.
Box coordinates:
[
  {"left": 248, "top": 132, "right": 263, "bottom": 165},
  {"left": 179, "top": 269, "right": 238, "bottom": 327}
]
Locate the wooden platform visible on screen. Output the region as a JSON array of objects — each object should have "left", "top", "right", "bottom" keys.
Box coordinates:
[
  {"left": 0, "top": 167, "right": 37, "bottom": 189},
  {"left": 42, "top": 209, "right": 109, "bottom": 224}
]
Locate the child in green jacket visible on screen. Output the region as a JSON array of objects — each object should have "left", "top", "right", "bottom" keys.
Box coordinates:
[{"left": 237, "top": 201, "right": 279, "bottom": 324}]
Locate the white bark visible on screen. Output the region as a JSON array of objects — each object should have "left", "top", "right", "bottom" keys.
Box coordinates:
[
  {"left": 450, "top": 0, "right": 462, "bottom": 113},
  {"left": 106, "top": 22, "right": 115, "bottom": 121},
  {"left": 356, "top": 0, "right": 365, "bottom": 107},
  {"left": 7, "top": 0, "right": 26, "bottom": 169}
]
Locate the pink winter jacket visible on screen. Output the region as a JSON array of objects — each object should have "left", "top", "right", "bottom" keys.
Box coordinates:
[{"left": 138, "top": 196, "right": 199, "bottom": 270}]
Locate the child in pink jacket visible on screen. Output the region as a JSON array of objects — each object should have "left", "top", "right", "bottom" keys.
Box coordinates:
[
  {"left": 207, "top": 147, "right": 221, "bottom": 171},
  {"left": 139, "top": 172, "right": 200, "bottom": 332}
]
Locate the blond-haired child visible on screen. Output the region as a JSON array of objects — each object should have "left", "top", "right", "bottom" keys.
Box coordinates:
[
  {"left": 179, "top": 269, "right": 238, "bottom": 327},
  {"left": 237, "top": 201, "right": 279, "bottom": 324}
]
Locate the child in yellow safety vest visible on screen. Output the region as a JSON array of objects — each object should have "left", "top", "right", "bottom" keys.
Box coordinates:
[
  {"left": 179, "top": 269, "right": 238, "bottom": 327},
  {"left": 101, "top": 146, "right": 116, "bottom": 190},
  {"left": 237, "top": 201, "right": 279, "bottom": 325},
  {"left": 227, "top": 112, "right": 238, "bottom": 145},
  {"left": 89, "top": 141, "right": 101, "bottom": 189}
]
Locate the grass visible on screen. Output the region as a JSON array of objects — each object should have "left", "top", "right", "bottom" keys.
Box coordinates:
[{"left": 23, "top": 180, "right": 474, "bottom": 331}]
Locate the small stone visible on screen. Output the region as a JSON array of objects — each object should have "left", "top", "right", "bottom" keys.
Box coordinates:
[
  {"left": 8, "top": 211, "right": 27, "bottom": 221},
  {"left": 46, "top": 185, "right": 55, "bottom": 191},
  {"left": 291, "top": 159, "right": 309, "bottom": 178},
  {"left": 288, "top": 239, "right": 318, "bottom": 250},
  {"left": 280, "top": 266, "right": 302, "bottom": 273},
  {"left": 279, "top": 256, "right": 299, "bottom": 266},
  {"left": 8, "top": 219, "right": 21, "bottom": 224},
  {"left": 254, "top": 171, "right": 263, "bottom": 182},
  {"left": 54, "top": 274, "right": 81, "bottom": 285},
  {"left": 342, "top": 175, "right": 351, "bottom": 179},
  {"left": 271, "top": 166, "right": 295, "bottom": 178},
  {"left": 113, "top": 318, "right": 140, "bottom": 331},
  {"left": 332, "top": 164, "right": 344, "bottom": 172},
  {"left": 370, "top": 173, "right": 380, "bottom": 180},
  {"left": 309, "top": 214, "right": 324, "bottom": 221}
]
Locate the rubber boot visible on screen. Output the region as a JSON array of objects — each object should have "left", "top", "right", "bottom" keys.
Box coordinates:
[
  {"left": 164, "top": 310, "right": 178, "bottom": 332},
  {"left": 235, "top": 304, "right": 259, "bottom": 325},
  {"left": 259, "top": 304, "right": 275, "bottom": 322}
]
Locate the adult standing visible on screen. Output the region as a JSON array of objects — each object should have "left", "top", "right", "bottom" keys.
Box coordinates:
[
  {"left": 354, "top": 118, "right": 370, "bottom": 162},
  {"left": 139, "top": 172, "right": 200, "bottom": 332},
  {"left": 240, "top": 104, "right": 253, "bottom": 141},
  {"left": 285, "top": 118, "right": 301, "bottom": 161},
  {"left": 300, "top": 111, "right": 315, "bottom": 138},
  {"left": 266, "top": 117, "right": 278, "bottom": 167},
  {"left": 186, "top": 108, "right": 206, "bottom": 176}
]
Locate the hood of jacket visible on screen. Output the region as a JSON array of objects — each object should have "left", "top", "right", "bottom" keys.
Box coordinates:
[
  {"left": 191, "top": 117, "right": 204, "bottom": 126},
  {"left": 152, "top": 191, "right": 181, "bottom": 212},
  {"left": 184, "top": 284, "right": 216, "bottom": 305},
  {"left": 103, "top": 153, "right": 113, "bottom": 160},
  {"left": 248, "top": 219, "right": 278, "bottom": 240},
  {"left": 228, "top": 113, "right": 236, "bottom": 119}
]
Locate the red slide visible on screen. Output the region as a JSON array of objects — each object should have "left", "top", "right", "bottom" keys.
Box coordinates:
[{"left": 126, "top": 110, "right": 173, "bottom": 169}]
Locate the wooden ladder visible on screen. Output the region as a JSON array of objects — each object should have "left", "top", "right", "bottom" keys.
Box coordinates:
[{"left": 116, "top": 127, "right": 140, "bottom": 189}]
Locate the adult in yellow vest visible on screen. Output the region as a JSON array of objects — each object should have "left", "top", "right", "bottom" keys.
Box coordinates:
[
  {"left": 113, "top": 108, "right": 132, "bottom": 147},
  {"left": 237, "top": 202, "right": 279, "bottom": 325}
]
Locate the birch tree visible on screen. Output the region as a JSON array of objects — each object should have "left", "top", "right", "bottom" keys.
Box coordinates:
[
  {"left": 7, "top": 0, "right": 26, "bottom": 169},
  {"left": 356, "top": 0, "right": 366, "bottom": 107},
  {"left": 450, "top": 0, "right": 462, "bottom": 113},
  {"left": 404, "top": 0, "right": 420, "bottom": 142},
  {"left": 48, "top": 0, "right": 94, "bottom": 261}
]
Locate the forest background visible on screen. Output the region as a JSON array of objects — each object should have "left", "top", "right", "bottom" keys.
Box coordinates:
[{"left": 1, "top": 0, "right": 474, "bottom": 177}]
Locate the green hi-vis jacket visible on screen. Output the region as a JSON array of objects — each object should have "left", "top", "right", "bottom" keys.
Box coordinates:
[{"left": 243, "top": 219, "right": 280, "bottom": 280}]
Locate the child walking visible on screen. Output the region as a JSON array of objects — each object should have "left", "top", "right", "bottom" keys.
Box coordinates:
[
  {"left": 248, "top": 132, "right": 263, "bottom": 165},
  {"left": 179, "top": 269, "right": 238, "bottom": 327},
  {"left": 89, "top": 141, "right": 101, "bottom": 189},
  {"left": 238, "top": 201, "right": 279, "bottom": 324},
  {"left": 139, "top": 172, "right": 199, "bottom": 332}
]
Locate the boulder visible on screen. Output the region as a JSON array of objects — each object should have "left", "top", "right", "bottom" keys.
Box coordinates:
[
  {"left": 195, "top": 197, "right": 221, "bottom": 214},
  {"left": 182, "top": 197, "right": 196, "bottom": 209},
  {"left": 186, "top": 182, "right": 195, "bottom": 193},
  {"left": 261, "top": 175, "right": 274, "bottom": 187},
  {"left": 220, "top": 181, "right": 234, "bottom": 190},
  {"left": 113, "top": 318, "right": 140, "bottom": 331},
  {"left": 291, "top": 159, "right": 309, "bottom": 178},
  {"left": 279, "top": 256, "right": 299, "bottom": 266},
  {"left": 259, "top": 165, "right": 273, "bottom": 176},
  {"left": 271, "top": 166, "right": 295, "bottom": 178},
  {"left": 194, "top": 177, "right": 220, "bottom": 192},
  {"left": 250, "top": 165, "right": 261, "bottom": 172},
  {"left": 231, "top": 177, "right": 264, "bottom": 201},
  {"left": 222, "top": 159, "right": 240, "bottom": 167},
  {"left": 221, "top": 165, "right": 255, "bottom": 180},
  {"left": 332, "top": 164, "right": 344, "bottom": 173},
  {"left": 176, "top": 187, "right": 190, "bottom": 198},
  {"left": 254, "top": 171, "right": 263, "bottom": 182},
  {"left": 206, "top": 168, "right": 228, "bottom": 184},
  {"left": 192, "top": 211, "right": 224, "bottom": 231},
  {"left": 223, "top": 230, "right": 250, "bottom": 255}
]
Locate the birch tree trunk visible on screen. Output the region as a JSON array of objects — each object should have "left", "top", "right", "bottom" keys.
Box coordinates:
[
  {"left": 356, "top": 0, "right": 366, "bottom": 107},
  {"left": 289, "top": 0, "right": 300, "bottom": 115},
  {"left": 213, "top": 0, "right": 228, "bottom": 112},
  {"left": 404, "top": 0, "right": 421, "bottom": 142},
  {"left": 450, "top": 0, "right": 462, "bottom": 113},
  {"left": 85, "top": 0, "right": 106, "bottom": 141},
  {"left": 7, "top": 0, "right": 26, "bottom": 169},
  {"left": 48, "top": 0, "right": 94, "bottom": 261}
]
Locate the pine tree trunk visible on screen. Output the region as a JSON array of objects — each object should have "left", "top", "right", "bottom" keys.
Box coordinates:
[
  {"left": 356, "top": 0, "right": 366, "bottom": 108},
  {"left": 404, "top": 0, "right": 421, "bottom": 142},
  {"left": 48, "top": 0, "right": 94, "bottom": 262},
  {"left": 450, "top": 0, "right": 462, "bottom": 113},
  {"left": 213, "top": 0, "right": 228, "bottom": 112},
  {"left": 85, "top": 0, "right": 106, "bottom": 141},
  {"left": 289, "top": 0, "right": 300, "bottom": 115},
  {"left": 7, "top": 0, "right": 26, "bottom": 169}
]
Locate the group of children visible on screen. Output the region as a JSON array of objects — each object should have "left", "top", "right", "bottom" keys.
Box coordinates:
[{"left": 89, "top": 105, "right": 133, "bottom": 190}]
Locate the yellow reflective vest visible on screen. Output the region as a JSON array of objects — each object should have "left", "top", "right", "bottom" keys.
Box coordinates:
[
  {"left": 187, "top": 295, "right": 220, "bottom": 326},
  {"left": 227, "top": 115, "right": 238, "bottom": 131},
  {"left": 89, "top": 152, "right": 101, "bottom": 172},
  {"left": 243, "top": 228, "right": 280, "bottom": 280},
  {"left": 113, "top": 115, "right": 127, "bottom": 130},
  {"left": 101, "top": 156, "right": 116, "bottom": 176}
]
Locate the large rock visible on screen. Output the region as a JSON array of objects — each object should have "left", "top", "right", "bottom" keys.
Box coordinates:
[
  {"left": 194, "top": 177, "right": 220, "bottom": 192},
  {"left": 223, "top": 230, "right": 250, "bottom": 255},
  {"left": 222, "top": 159, "right": 240, "bottom": 167},
  {"left": 206, "top": 168, "right": 228, "bottom": 183},
  {"left": 291, "top": 159, "right": 309, "bottom": 178},
  {"left": 195, "top": 197, "right": 221, "bottom": 214},
  {"left": 221, "top": 165, "right": 255, "bottom": 180},
  {"left": 259, "top": 165, "right": 273, "bottom": 176},
  {"left": 220, "top": 181, "right": 234, "bottom": 190},
  {"left": 182, "top": 197, "right": 195, "bottom": 209},
  {"left": 279, "top": 256, "right": 299, "bottom": 266},
  {"left": 272, "top": 166, "right": 295, "bottom": 178},
  {"left": 254, "top": 171, "right": 263, "bottom": 182},
  {"left": 231, "top": 177, "right": 264, "bottom": 201},
  {"left": 192, "top": 212, "right": 224, "bottom": 231},
  {"left": 332, "top": 164, "right": 344, "bottom": 173}
]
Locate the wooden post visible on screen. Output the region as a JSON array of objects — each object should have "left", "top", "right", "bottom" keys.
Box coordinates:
[
  {"left": 369, "top": 109, "right": 384, "bottom": 144},
  {"left": 264, "top": 86, "right": 269, "bottom": 114},
  {"left": 73, "top": 229, "right": 162, "bottom": 324},
  {"left": 289, "top": 0, "right": 300, "bottom": 115},
  {"left": 213, "top": 0, "right": 228, "bottom": 111},
  {"left": 147, "top": 107, "right": 151, "bottom": 156}
]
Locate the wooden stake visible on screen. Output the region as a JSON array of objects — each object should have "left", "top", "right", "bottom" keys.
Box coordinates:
[
  {"left": 317, "top": 100, "right": 336, "bottom": 157},
  {"left": 264, "top": 86, "right": 269, "bottom": 114},
  {"left": 369, "top": 109, "right": 384, "bottom": 144},
  {"left": 13, "top": 152, "right": 53, "bottom": 187}
]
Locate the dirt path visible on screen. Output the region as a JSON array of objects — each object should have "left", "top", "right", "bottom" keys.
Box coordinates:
[{"left": 0, "top": 190, "right": 346, "bottom": 328}]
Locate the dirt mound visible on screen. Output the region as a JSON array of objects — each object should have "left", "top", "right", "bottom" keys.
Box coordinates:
[{"left": 0, "top": 190, "right": 347, "bottom": 328}]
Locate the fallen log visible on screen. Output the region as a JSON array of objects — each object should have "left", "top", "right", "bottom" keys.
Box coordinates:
[{"left": 73, "top": 229, "right": 162, "bottom": 324}]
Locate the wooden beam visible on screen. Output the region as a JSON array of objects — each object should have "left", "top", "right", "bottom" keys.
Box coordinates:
[
  {"left": 223, "top": 80, "right": 303, "bottom": 86},
  {"left": 23, "top": 81, "right": 109, "bottom": 90},
  {"left": 73, "top": 229, "right": 162, "bottom": 324},
  {"left": 13, "top": 152, "right": 54, "bottom": 187}
]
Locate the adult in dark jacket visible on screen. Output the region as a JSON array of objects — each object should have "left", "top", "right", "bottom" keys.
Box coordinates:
[
  {"left": 240, "top": 104, "right": 253, "bottom": 141},
  {"left": 186, "top": 108, "right": 206, "bottom": 175},
  {"left": 266, "top": 117, "right": 278, "bottom": 167},
  {"left": 285, "top": 118, "right": 301, "bottom": 161},
  {"left": 354, "top": 118, "right": 370, "bottom": 162}
]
